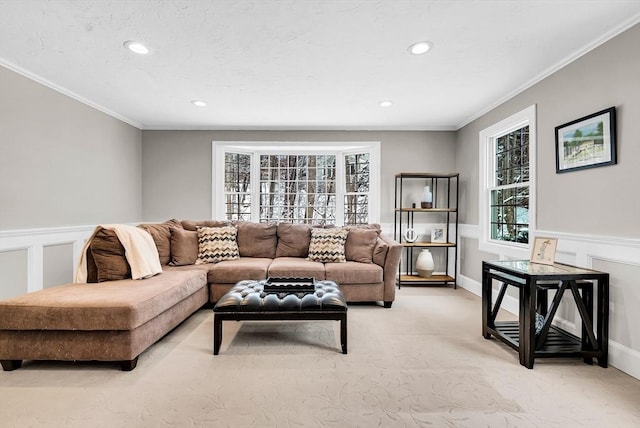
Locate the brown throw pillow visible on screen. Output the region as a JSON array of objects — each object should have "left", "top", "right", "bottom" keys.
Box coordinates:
[
  {"left": 169, "top": 227, "right": 198, "bottom": 266},
  {"left": 345, "top": 228, "right": 380, "bottom": 263},
  {"left": 85, "top": 246, "right": 98, "bottom": 283},
  {"left": 195, "top": 226, "right": 240, "bottom": 264},
  {"left": 234, "top": 221, "right": 277, "bottom": 258},
  {"left": 137, "top": 219, "right": 182, "bottom": 265},
  {"left": 275, "top": 223, "right": 313, "bottom": 258},
  {"left": 90, "top": 228, "right": 131, "bottom": 282},
  {"left": 307, "top": 228, "right": 349, "bottom": 263},
  {"left": 372, "top": 237, "right": 389, "bottom": 266}
]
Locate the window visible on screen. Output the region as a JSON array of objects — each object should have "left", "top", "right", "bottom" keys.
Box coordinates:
[
  {"left": 344, "top": 153, "right": 370, "bottom": 225},
  {"left": 491, "top": 126, "right": 529, "bottom": 243},
  {"left": 258, "top": 154, "right": 336, "bottom": 224},
  {"left": 479, "top": 105, "right": 536, "bottom": 256},
  {"left": 224, "top": 152, "right": 251, "bottom": 220},
  {"left": 214, "top": 142, "right": 379, "bottom": 225}
]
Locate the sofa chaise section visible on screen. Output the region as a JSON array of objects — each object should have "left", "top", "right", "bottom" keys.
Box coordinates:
[{"left": 0, "top": 269, "right": 208, "bottom": 371}]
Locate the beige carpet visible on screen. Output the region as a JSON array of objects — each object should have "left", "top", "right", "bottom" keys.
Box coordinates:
[{"left": 1, "top": 286, "right": 639, "bottom": 427}]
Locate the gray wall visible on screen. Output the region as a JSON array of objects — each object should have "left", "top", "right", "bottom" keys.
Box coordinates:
[
  {"left": 455, "top": 24, "right": 640, "bottom": 235},
  {"left": 142, "top": 130, "right": 456, "bottom": 224},
  {"left": 0, "top": 65, "right": 142, "bottom": 230}
]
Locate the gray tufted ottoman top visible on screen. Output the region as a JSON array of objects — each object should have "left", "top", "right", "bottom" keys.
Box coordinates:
[{"left": 214, "top": 279, "right": 347, "bottom": 313}]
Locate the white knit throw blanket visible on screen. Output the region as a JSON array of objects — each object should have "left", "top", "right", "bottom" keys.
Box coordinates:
[{"left": 74, "top": 224, "right": 162, "bottom": 283}]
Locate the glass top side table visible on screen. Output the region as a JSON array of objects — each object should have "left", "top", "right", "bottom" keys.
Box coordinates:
[{"left": 482, "top": 260, "right": 609, "bottom": 369}]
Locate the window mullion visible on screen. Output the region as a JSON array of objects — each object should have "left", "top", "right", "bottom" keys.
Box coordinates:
[{"left": 250, "top": 152, "right": 260, "bottom": 222}]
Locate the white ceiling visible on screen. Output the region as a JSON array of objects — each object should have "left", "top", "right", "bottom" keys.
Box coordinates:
[{"left": 1, "top": 0, "right": 639, "bottom": 131}]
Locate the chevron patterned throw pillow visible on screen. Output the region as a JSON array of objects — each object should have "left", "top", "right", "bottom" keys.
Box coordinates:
[
  {"left": 195, "top": 226, "right": 240, "bottom": 264},
  {"left": 307, "top": 227, "right": 348, "bottom": 263}
]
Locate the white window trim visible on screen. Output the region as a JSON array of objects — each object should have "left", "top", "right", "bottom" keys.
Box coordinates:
[
  {"left": 212, "top": 141, "right": 380, "bottom": 225},
  {"left": 478, "top": 105, "right": 537, "bottom": 258}
]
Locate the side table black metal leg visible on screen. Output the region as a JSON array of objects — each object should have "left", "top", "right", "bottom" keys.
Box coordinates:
[
  {"left": 598, "top": 277, "right": 609, "bottom": 368},
  {"left": 520, "top": 279, "right": 536, "bottom": 369},
  {"left": 482, "top": 265, "right": 492, "bottom": 339},
  {"left": 580, "top": 281, "right": 594, "bottom": 364}
]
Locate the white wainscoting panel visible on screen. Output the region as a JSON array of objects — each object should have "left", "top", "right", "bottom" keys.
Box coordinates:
[{"left": 0, "top": 225, "right": 95, "bottom": 299}]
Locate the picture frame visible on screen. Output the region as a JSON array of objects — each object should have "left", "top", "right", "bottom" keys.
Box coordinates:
[
  {"left": 530, "top": 237, "right": 558, "bottom": 265},
  {"left": 430, "top": 225, "right": 447, "bottom": 243},
  {"left": 555, "top": 107, "right": 616, "bottom": 173}
]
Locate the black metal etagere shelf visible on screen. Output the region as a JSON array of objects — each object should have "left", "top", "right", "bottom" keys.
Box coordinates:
[{"left": 393, "top": 173, "right": 459, "bottom": 289}]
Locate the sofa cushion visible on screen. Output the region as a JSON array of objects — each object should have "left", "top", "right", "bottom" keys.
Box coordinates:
[
  {"left": 268, "top": 257, "right": 326, "bottom": 280},
  {"left": 0, "top": 270, "right": 207, "bottom": 331},
  {"left": 307, "top": 228, "right": 348, "bottom": 263},
  {"left": 234, "top": 221, "right": 277, "bottom": 258},
  {"left": 345, "top": 228, "right": 380, "bottom": 263},
  {"left": 372, "top": 237, "right": 389, "bottom": 266},
  {"left": 169, "top": 227, "right": 198, "bottom": 266},
  {"left": 207, "top": 257, "right": 272, "bottom": 283},
  {"left": 275, "top": 223, "right": 312, "bottom": 258},
  {"left": 195, "top": 226, "right": 240, "bottom": 264},
  {"left": 138, "top": 219, "right": 182, "bottom": 265},
  {"left": 90, "top": 228, "right": 132, "bottom": 282},
  {"left": 181, "top": 219, "right": 230, "bottom": 231},
  {"left": 325, "top": 261, "right": 383, "bottom": 284}
]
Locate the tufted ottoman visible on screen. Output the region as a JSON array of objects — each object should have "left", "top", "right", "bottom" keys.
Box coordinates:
[{"left": 213, "top": 279, "right": 348, "bottom": 354}]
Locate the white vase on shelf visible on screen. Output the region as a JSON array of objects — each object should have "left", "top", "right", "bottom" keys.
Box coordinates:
[
  {"left": 421, "top": 186, "right": 433, "bottom": 209},
  {"left": 416, "top": 249, "right": 435, "bottom": 278}
]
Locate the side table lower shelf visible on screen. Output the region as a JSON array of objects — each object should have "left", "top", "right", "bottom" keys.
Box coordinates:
[{"left": 490, "top": 321, "right": 592, "bottom": 358}]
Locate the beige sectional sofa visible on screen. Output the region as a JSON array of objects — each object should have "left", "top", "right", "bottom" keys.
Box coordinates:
[
  {"left": 0, "top": 220, "right": 401, "bottom": 371},
  {"left": 165, "top": 220, "right": 402, "bottom": 306}
]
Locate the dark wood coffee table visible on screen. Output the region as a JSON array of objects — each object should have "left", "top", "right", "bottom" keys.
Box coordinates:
[{"left": 213, "top": 279, "right": 348, "bottom": 355}]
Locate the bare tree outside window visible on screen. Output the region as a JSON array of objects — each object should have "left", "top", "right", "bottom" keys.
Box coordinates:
[
  {"left": 344, "top": 153, "right": 370, "bottom": 224},
  {"left": 223, "top": 150, "right": 371, "bottom": 225},
  {"left": 490, "top": 126, "right": 529, "bottom": 243},
  {"left": 260, "top": 154, "right": 336, "bottom": 224},
  {"left": 224, "top": 153, "right": 251, "bottom": 220}
]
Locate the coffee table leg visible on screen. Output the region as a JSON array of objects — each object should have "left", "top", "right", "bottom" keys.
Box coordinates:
[
  {"left": 213, "top": 315, "right": 222, "bottom": 355},
  {"left": 340, "top": 314, "right": 347, "bottom": 354}
]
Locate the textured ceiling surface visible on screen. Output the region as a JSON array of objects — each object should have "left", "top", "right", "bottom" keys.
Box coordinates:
[{"left": 0, "top": 0, "right": 638, "bottom": 130}]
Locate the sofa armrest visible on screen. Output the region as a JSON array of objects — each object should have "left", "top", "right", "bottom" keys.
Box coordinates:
[{"left": 379, "top": 233, "right": 401, "bottom": 306}]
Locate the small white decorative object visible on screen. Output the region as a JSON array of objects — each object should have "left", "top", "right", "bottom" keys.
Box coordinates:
[
  {"left": 404, "top": 228, "right": 419, "bottom": 243},
  {"left": 416, "top": 249, "right": 435, "bottom": 278}
]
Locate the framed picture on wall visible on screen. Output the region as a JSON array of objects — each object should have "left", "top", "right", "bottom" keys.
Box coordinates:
[
  {"left": 530, "top": 237, "right": 558, "bottom": 265},
  {"left": 555, "top": 107, "right": 616, "bottom": 173}
]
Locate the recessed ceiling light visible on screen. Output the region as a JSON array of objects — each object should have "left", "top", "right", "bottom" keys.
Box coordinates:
[
  {"left": 124, "top": 40, "right": 150, "bottom": 55},
  {"left": 380, "top": 101, "right": 393, "bottom": 108},
  {"left": 408, "top": 41, "right": 433, "bottom": 55},
  {"left": 191, "top": 100, "right": 207, "bottom": 107}
]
